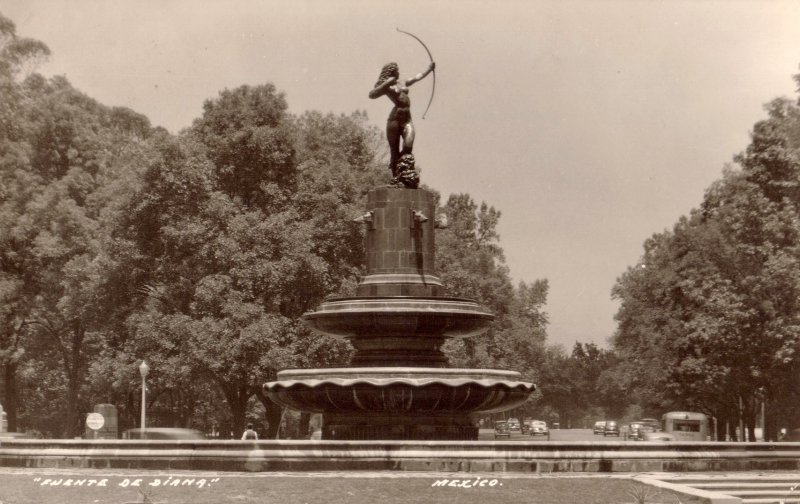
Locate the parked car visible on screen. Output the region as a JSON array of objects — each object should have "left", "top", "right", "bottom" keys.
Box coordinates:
[
  {"left": 494, "top": 421, "right": 511, "bottom": 439},
  {"left": 507, "top": 418, "right": 521, "bottom": 431},
  {"left": 639, "top": 418, "right": 661, "bottom": 431},
  {"left": 593, "top": 421, "right": 606, "bottom": 435},
  {"left": 638, "top": 423, "right": 658, "bottom": 438},
  {"left": 0, "top": 432, "right": 31, "bottom": 440},
  {"left": 642, "top": 431, "right": 675, "bottom": 441},
  {"left": 625, "top": 422, "right": 643, "bottom": 440},
  {"left": 603, "top": 420, "right": 620, "bottom": 437},
  {"left": 521, "top": 419, "right": 534, "bottom": 435},
  {"left": 529, "top": 420, "right": 549, "bottom": 437},
  {"left": 122, "top": 428, "right": 204, "bottom": 440}
]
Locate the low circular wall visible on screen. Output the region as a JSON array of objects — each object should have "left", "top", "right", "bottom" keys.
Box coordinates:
[{"left": 2, "top": 439, "right": 800, "bottom": 473}]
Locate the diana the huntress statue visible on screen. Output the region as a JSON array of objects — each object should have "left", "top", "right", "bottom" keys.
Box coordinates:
[{"left": 368, "top": 32, "right": 435, "bottom": 189}]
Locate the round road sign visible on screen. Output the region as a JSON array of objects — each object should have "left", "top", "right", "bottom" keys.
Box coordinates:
[{"left": 86, "top": 412, "right": 105, "bottom": 430}]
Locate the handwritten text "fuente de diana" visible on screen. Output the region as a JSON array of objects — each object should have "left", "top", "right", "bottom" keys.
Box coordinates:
[{"left": 32, "top": 477, "right": 221, "bottom": 489}]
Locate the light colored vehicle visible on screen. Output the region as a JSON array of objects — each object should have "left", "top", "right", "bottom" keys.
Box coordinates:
[
  {"left": 593, "top": 421, "right": 606, "bottom": 435},
  {"left": 122, "top": 428, "right": 204, "bottom": 440},
  {"left": 507, "top": 418, "right": 521, "bottom": 431},
  {"left": 662, "top": 411, "right": 709, "bottom": 441},
  {"left": 603, "top": 420, "right": 620, "bottom": 437},
  {"left": 642, "top": 431, "right": 676, "bottom": 441},
  {"left": 0, "top": 432, "right": 31, "bottom": 440},
  {"left": 529, "top": 420, "right": 549, "bottom": 436},
  {"left": 639, "top": 418, "right": 660, "bottom": 430}
]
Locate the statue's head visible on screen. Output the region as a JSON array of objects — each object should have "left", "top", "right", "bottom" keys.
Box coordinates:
[{"left": 375, "top": 62, "right": 399, "bottom": 87}]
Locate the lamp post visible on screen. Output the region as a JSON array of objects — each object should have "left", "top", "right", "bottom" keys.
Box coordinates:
[
  {"left": 139, "top": 360, "right": 149, "bottom": 433},
  {"left": 758, "top": 386, "right": 766, "bottom": 441}
]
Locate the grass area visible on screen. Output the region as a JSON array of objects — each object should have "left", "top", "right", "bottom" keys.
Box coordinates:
[{"left": 0, "top": 471, "right": 707, "bottom": 504}]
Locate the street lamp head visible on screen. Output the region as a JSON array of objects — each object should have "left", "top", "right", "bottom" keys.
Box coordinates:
[{"left": 139, "top": 360, "right": 149, "bottom": 378}]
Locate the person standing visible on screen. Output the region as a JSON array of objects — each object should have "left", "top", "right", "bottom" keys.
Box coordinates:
[{"left": 241, "top": 423, "right": 258, "bottom": 440}]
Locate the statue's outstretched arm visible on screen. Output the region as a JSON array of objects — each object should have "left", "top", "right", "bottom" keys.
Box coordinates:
[{"left": 405, "top": 62, "right": 435, "bottom": 87}]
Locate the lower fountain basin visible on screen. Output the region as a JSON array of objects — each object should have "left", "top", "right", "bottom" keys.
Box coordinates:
[{"left": 264, "top": 367, "right": 534, "bottom": 415}]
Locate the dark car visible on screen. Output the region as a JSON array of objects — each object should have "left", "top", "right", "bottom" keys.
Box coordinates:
[
  {"left": 122, "top": 428, "right": 204, "bottom": 440},
  {"left": 521, "top": 419, "right": 534, "bottom": 435},
  {"left": 603, "top": 420, "right": 620, "bottom": 437},
  {"left": 494, "top": 421, "right": 511, "bottom": 439}
]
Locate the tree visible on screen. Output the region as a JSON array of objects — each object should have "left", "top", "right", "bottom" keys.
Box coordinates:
[
  {"left": 0, "top": 11, "right": 52, "bottom": 433},
  {"left": 434, "top": 193, "right": 553, "bottom": 423},
  {"left": 612, "top": 74, "right": 800, "bottom": 440}
]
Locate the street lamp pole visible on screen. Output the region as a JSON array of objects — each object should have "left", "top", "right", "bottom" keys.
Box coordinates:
[{"left": 139, "top": 360, "right": 149, "bottom": 433}]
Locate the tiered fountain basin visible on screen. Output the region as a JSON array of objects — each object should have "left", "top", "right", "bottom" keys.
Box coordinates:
[
  {"left": 303, "top": 296, "right": 494, "bottom": 339},
  {"left": 265, "top": 368, "right": 534, "bottom": 440}
]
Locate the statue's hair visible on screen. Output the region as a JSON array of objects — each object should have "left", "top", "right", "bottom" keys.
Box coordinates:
[{"left": 375, "top": 62, "right": 399, "bottom": 87}]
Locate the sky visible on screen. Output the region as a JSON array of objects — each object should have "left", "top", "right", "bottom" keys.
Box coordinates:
[{"left": 3, "top": 0, "right": 800, "bottom": 350}]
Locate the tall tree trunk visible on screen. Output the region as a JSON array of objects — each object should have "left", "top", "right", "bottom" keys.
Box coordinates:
[
  {"left": 2, "top": 362, "right": 18, "bottom": 432},
  {"left": 220, "top": 381, "right": 250, "bottom": 439},
  {"left": 62, "top": 322, "right": 84, "bottom": 438},
  {"left": 254, "top": 390, "right": 283, "bottom": 439}
]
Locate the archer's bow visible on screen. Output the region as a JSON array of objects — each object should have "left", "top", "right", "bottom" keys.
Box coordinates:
[{"left": 396, "top": 28, "right": 435, "bottom": 119}]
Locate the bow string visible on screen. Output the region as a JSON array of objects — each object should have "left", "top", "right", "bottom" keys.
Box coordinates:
[{"left": 396, "top": 28, "right": 435, "bottom": 119}]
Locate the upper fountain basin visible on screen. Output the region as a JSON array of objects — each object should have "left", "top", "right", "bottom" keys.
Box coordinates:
[{"left": 301, "top": 296, "right": 494, "bottom": 340}]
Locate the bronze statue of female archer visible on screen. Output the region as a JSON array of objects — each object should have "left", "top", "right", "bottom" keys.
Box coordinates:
[{"left": 369, "top": 61, "right": 435, "bottom": 186}]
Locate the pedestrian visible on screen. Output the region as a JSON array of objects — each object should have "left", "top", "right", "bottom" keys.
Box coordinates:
[{"left": 241, "top": 423, "right": 258, "bottom": 440}]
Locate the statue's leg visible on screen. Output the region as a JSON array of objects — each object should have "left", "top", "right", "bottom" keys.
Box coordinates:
[
  {"left": 401, "top": 121, "right": 415, "bottom": 154},
  {"left": 386, "top": 120, "right": 401, "bottom": 174}
]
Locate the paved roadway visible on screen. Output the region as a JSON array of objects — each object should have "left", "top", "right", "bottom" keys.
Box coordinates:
[{"left": 478, "top": 427, "right": 619, "bottom": 441}]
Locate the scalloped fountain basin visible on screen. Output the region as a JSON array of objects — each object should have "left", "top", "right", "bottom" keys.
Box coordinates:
[
  {"left": 264, "top": 367, "right": 534, "bottom": 414},
  {"left": 301, "top": 297, "right": 494, "bottom": 339}
]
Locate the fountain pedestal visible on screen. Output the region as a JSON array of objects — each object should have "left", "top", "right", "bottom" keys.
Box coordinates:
[{"left": 265, "top": 187, "right": 535, "bottom": 440}]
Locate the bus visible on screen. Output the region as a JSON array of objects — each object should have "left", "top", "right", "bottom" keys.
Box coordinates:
[{"left": 662, "top": 411, "right": 710, "bottom": 441}]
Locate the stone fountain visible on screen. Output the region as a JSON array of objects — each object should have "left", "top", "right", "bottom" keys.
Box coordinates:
[{"left": 264, "top": 187, "right": 535, "bottom": 440}]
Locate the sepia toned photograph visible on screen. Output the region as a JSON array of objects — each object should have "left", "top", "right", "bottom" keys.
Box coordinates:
[{"left": 2, "top": 1, "right": 800, "bottom": 502}]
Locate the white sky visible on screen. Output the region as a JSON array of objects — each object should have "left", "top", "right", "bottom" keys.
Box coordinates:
[{"left": 3, "top": 0, "right": 800, "bottom": 349}]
